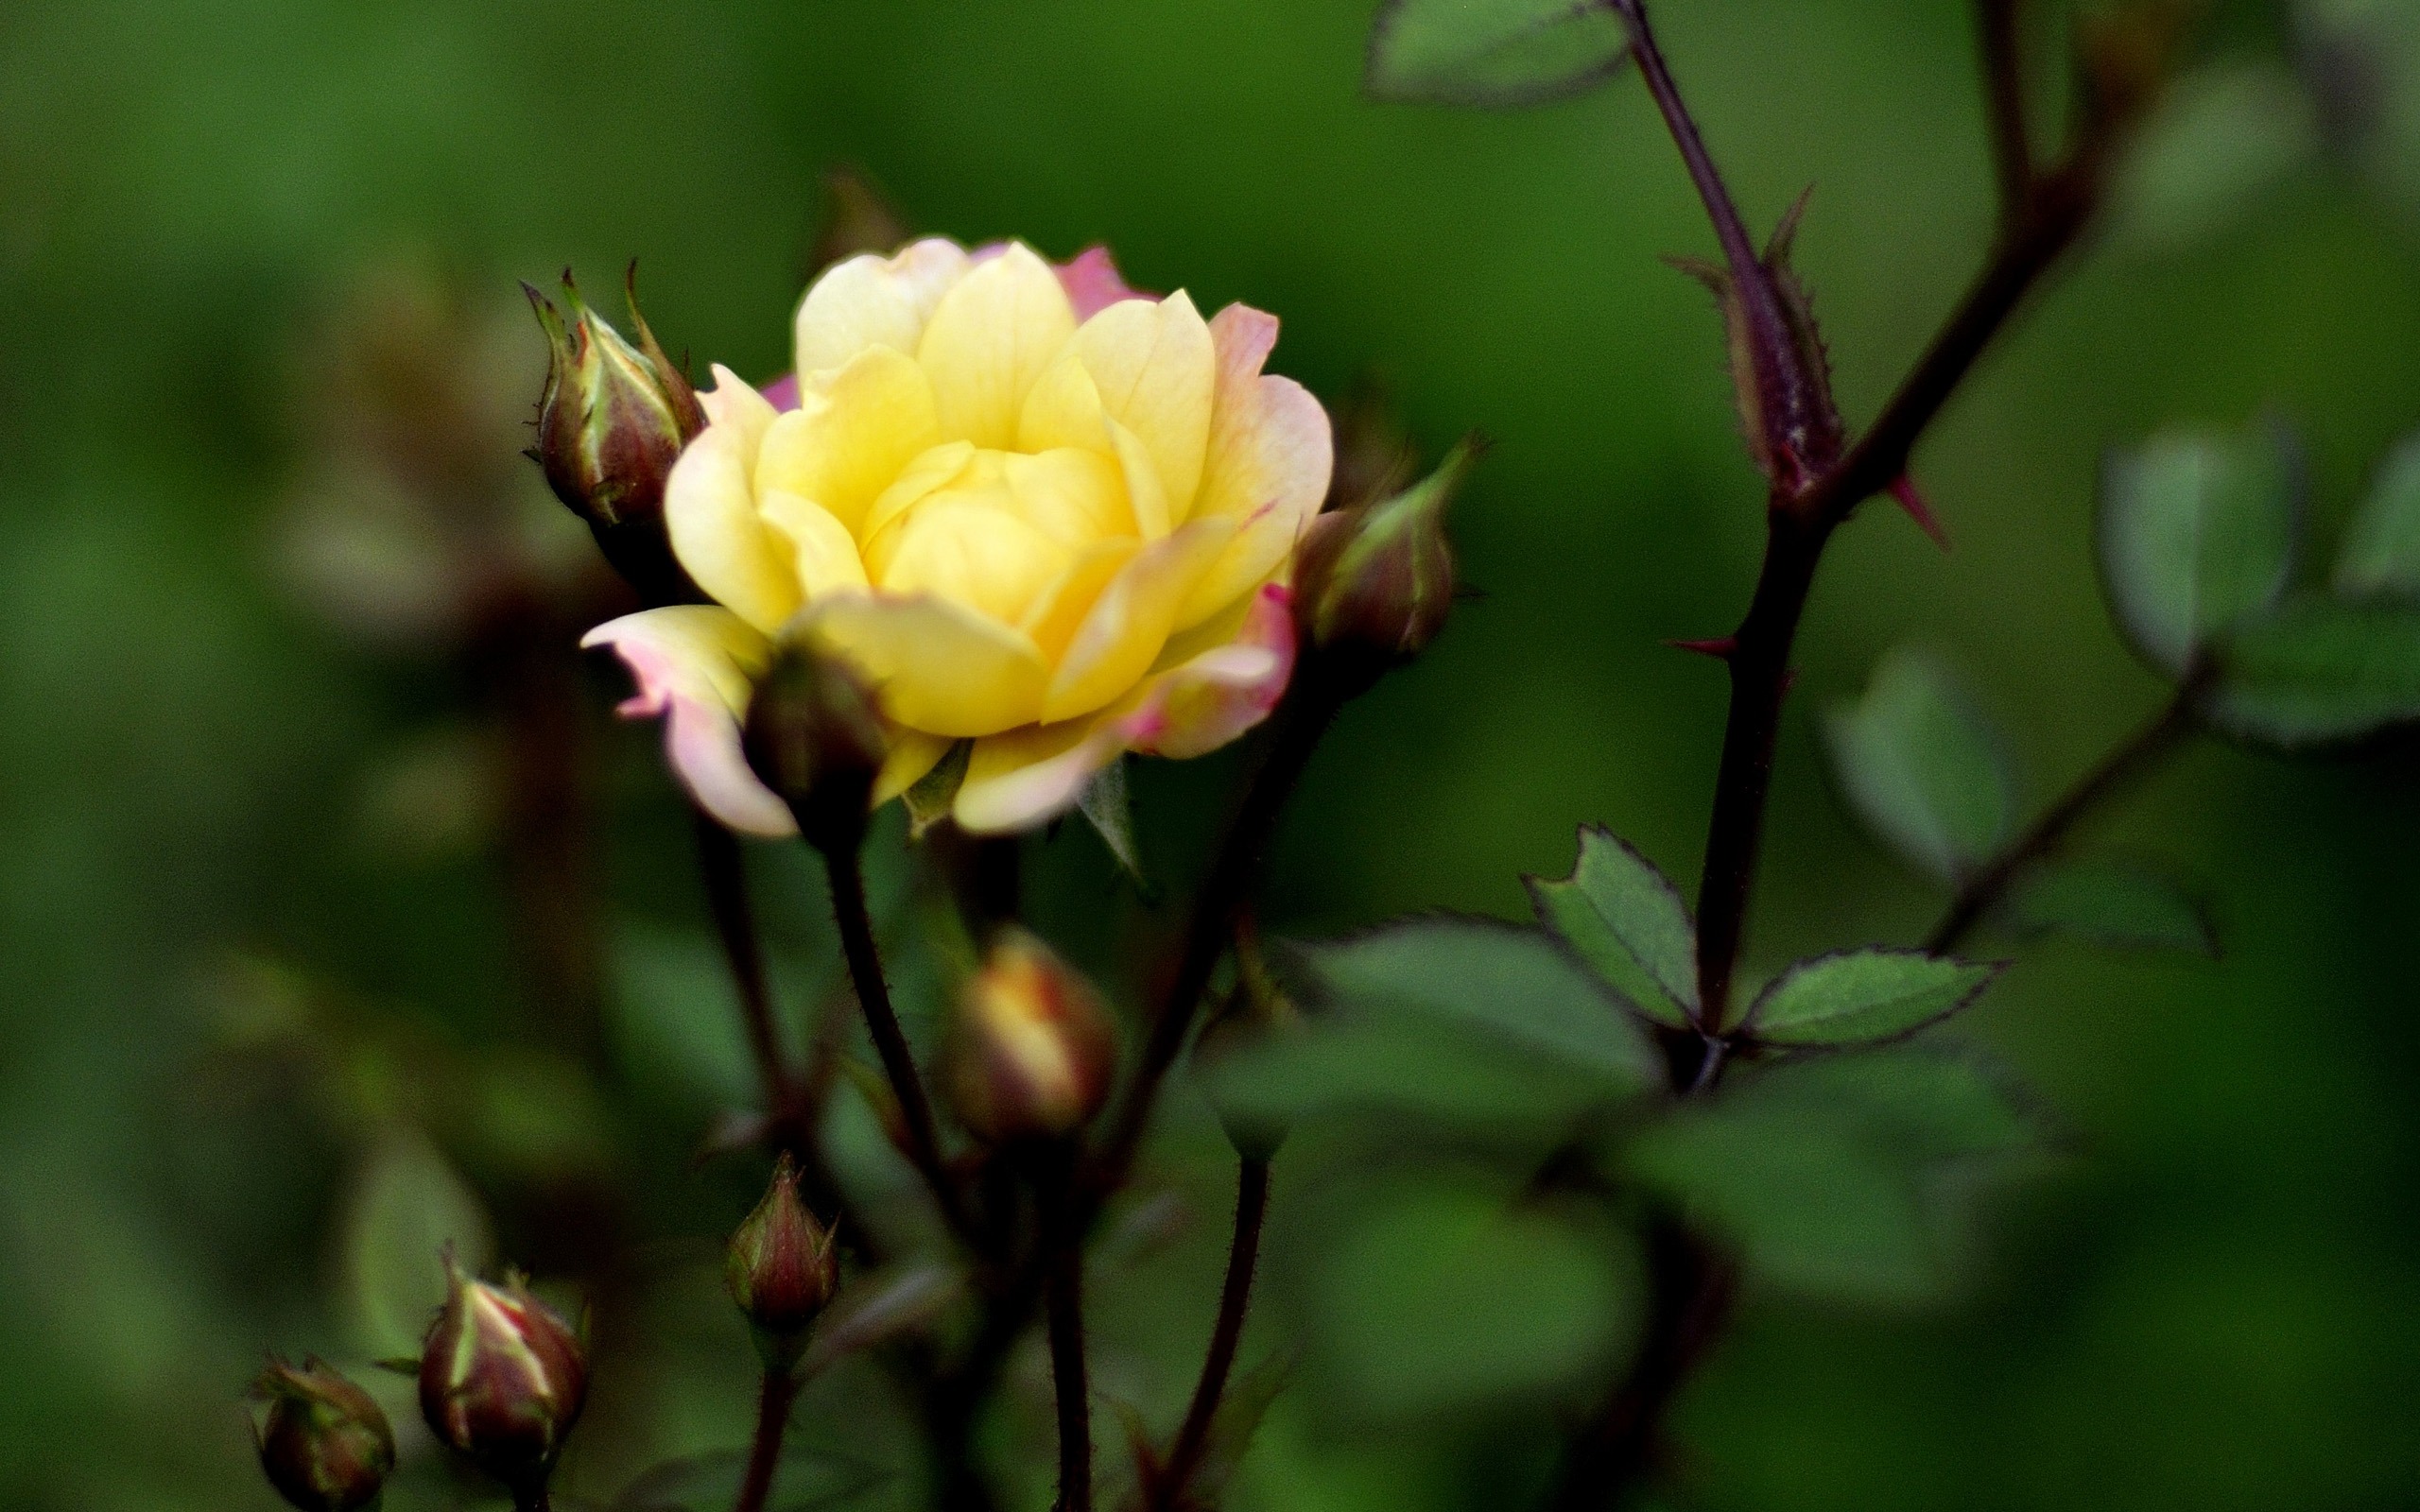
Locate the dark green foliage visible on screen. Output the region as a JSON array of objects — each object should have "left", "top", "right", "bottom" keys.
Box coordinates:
[
  {"left": 1822, "top": 650, "right": 2015, "bottom": 884},
  {"left": 1364, "top": 0, "right": 1632, "bottom": 108},
  {"left": 1527, "top": 826, "right": 1699, "bottom": 1029}
]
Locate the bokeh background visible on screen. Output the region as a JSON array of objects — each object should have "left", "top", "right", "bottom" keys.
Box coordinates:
[{"left": 6, "top": 1, "right": 2419, "bottom": 1508}]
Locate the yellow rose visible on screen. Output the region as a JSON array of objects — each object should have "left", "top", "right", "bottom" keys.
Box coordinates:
[{"left": 585, "top": 240, "right": 1332, "bottom": 834}]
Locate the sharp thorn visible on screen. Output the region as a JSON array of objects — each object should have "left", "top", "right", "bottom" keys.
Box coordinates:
[
  {"left": 1666, "top": 635, "right": 1737, "bottom": 661},
  {"left": 1890, "top": 473, "right": 1950, "bottom": 550}
]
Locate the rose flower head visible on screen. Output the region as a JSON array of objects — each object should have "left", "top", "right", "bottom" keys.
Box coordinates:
[{"left": 584, "top": 240, "right": 1333, "bottom": 835}]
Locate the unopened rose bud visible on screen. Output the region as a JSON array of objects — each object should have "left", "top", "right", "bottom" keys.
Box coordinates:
[
  {"left": 526, "top": 266, "right": 705, "bottom": 603},
  {"left": 726, "top": 1154, "right": 840, "bottom": 1373},
  {"left": 945, "top": 930, "right": 1117, "bottom": 1144},
  {"left": 418, "top": 1254, "right": 587, "bottom": 1496},
  {"left": 741, "top": 637, "right": 889, "bottom": 853},
  {"left": 1291, "top": 438, "right": 1479, "bottom": 693},
  {"left": 250, "top": 1356, "right": 395, "bottom": 1512}
]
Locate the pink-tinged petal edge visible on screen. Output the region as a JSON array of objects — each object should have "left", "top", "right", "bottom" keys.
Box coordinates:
[
  {"left": 759, "top": 371, "right": 801, "bottom": 413},
  {"left": 1123, "top": 583, "right": 1296, "bottom": 760},
  {"left": 582, "top": 620, "right": 797, "bottom": 838},
  {"left": 951, "top": 584, "right": 1296, "bottom": 834}
]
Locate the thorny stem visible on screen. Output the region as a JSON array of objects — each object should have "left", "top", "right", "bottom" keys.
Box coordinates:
[
  {"left": 1088, "top": 674, "right": 1344, "bottom": 1199},
  {"left": 1154, "top": 1155, "right": 1272, "bottom": 1510},
  {"left": 1605, "top": 0, "right": 1823, "bottom": 475},
  {"left": 733, "top": 1366, "right": 804, "bottom": 1512},
  {"left": 822, "top": 843, "right": 964, "bottom": 1236},
  {"left": 1043, "top": 1155, "right": 1094, "bottom": 1512},
  {"left": 1926, "top": 673, "right": 2204, "bottom": 955}
]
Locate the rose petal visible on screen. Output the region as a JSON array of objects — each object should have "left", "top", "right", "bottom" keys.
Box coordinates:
[
  {"left": 666, "top": 371, "right": 800, "bottom": 634},
  {"left": 1177, "top": 370, "right": 1332, "bottom": 629},
  {"left": 918, "top": 244, "right": 1078, "bottom": 449},
  {"left": 794, "top": 237, "right": 973, "bottom": 376},
  {"left": 1042, "top": 516, "right": 1236, "bottom": 724},
  {"left": 1128, "top": 583, "right": 1297, "bottom": 759},
  {"left": 804, "top": 590, "right": 1051, "bottom": 737},
  {"left": 1056, "top": 245, "right": 1152, "bottom": 319},
  {"left": 953, "top": 716, "right": 1128, "bottom": 834},
  {"left": 581, "top": 607, "right": 796, "bottom": 837},
  {"left": 1062, "top": 291, "right": 1215, "bottom": 520},
  {"left": 754, "top": 346, "right": 942, "bottom": 536}
]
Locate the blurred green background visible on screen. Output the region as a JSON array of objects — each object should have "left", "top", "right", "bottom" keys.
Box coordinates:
[{"left": 5, "top": 1, "right": 2420, "bottom": 1508}]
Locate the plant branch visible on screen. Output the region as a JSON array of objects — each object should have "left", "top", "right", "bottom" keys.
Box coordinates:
[
  {"left": 823, "top": 844, "right": 965, "bottom": 1235},
  {"left": 1087, "top": 675, "right": 1343, "bottom": 1198},
  {"left": 1926, "top": 673, "right": 2203, "bottom": 955},
  {"left": 1153, "top": 1155, "right": 1272, "bottom": 1510},
  {"left": 1977, "top": 0, "right": 2033, "bottom": 214},
  {"left": 733, "top": 1366, "right": 804, "bottom": 1512}
]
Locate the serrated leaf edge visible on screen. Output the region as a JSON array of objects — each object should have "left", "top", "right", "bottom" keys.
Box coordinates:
[{"left": 1742, "top": 947, "right": 2008, "bottom": 1049}]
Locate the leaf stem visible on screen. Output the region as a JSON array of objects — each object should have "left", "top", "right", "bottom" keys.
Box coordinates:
[
  {"left": 822, "top": 843, "right": 964, "bottom": 1235},
  {"left": 1153, "top": 1155, "right": 1272, "bottom": 1510},
  {"left": 732, "top": 1366, "right": 804, "bottom": 1512},
  {"left": 1925, "top": 673, "right": 2204, "bottom": 955}
]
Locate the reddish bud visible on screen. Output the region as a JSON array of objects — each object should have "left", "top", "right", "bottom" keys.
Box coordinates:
[
  {"left": 418, "top": 1254, "right": 587, "bottom": 1495},
  {"left": 250, "top": 1357, "right": 395, "bottom": 1512},
  {"left": 726, "top": 1154, "right": 840, "bottom": 1373},
  {"left": 1291, "top": 439, "right": 1479, "bottom": 693},
  {"left": 741, "top": 636, "right": 890, "bottom": 854},
  {"left": 944, "top": 929, "right": 1117, "bottom": 1144}
]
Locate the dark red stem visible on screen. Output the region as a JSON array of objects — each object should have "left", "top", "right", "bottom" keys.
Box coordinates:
[
  {"left": 1153, "top": 1155, "right": 1272, "bottom": 1509},
  {"left": 1044, "top": 1160, "right": 1093, "bottom": 1512},
  {"left": 733, "top": 1366, "right": 803, "bottom": 1512},
  {"left": 693, "top": 810, "right": 795, "bottom": 1122}
]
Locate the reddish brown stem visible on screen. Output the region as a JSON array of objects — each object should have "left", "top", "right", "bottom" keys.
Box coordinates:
[
  {"left": 733, "top": 1366, "right": 803, "bottom": 1512},
  {"left": 1978, "top": 0, "right": 2033, "bottom": 214},
  {"left": 1153, "top": 1156, "right": 1271, "bottom": 1510},
  {"left": 693, "top": 810, "right": 794, "bottom": 1122}
]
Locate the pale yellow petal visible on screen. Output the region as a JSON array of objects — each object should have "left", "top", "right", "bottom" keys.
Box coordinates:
[
  {"left": 1176, "top": 374, "right": 1332, "bottom": 628},
  {"left": 860, "top": 441, "right": 977, "bottom": 560},
  {"left": 793, "top": 238, "right": 973, "bottom": 375},
  {"left": 1019, "top": 539, "right": 1141, "bottom": 664},
  {"left": 754, "top": 347, "right": 941, "bottom": 535},
  {"left": 804, "top": 591, "right": 1050, "bottom": 737},
  {"left": 1042, "top": 516, "right": 1236, "bottom": 724},
  {"left": 918, "top": 244, "right": 1078, "bottom": 449},
  {"left": 1002, "top": 448, "right": 1134, "bottom": 545},
  {"left": 1017, "top": 349, "right": 1112, "bottom": 457},
  {"left": 758, "top": 490, "right": 871, "bottom": 601},
  {"left": 1063, "top": 292, "right": 1215, "bottom": 522},
  {"left": 1109, "top": 418, "right": 1171, "bottom": 541},
  {"left": 580, "top": 607, "right": 796, "bottom": 837},
  {"left": 665, "top": 413, "right": 799, "bottom": 635},
  {"left": 1126, "top": 583, "right": 1297, "bottom": 760},
  {"left": 698, "top": 364, "right": 781, "bottom": 453},
  {"left": 877, "top": 497, "right": 1072, "bottom": 627},
  {"left": 873, "top": 729, "right": 955, "bottom": 806},
  {"left": 953, "top": 716, "right": 1126, "bottom": 834}
]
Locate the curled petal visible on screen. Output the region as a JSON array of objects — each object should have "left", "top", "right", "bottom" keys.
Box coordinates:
[
  {"left": 804, "top": 590, "right": 1051, "bottom": 737},
  {"left": 666, "top": 371, "right": 800, "bottom": 634},
  {"left": 1063, "top": 292, "right": 1215, "bottom": 520},
  {"left": 794, "top": 238, "right": 974, "bottom": 376},
  {"left": 1042, "top": 516, "right": 1236, "bottom": 724},
  {"left": 754, "top": 346, "right": 942, "bottom": 535},
  {"left": 1177, "top": 374, "right": 1333, "bottom": 627},
  {"left": 581, "top": 607, "right": 796, "bottom": 837},
  {"left": 954, "top": 717, "right": 1127, "bottom": 834}
]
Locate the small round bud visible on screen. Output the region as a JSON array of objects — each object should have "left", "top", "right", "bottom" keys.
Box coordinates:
[
  {"left": 525, "top": 266, "right": 705, "bottom": 603},
  {"left": 741, "top": 637, "right": 889, "bottom": 853},
  {"left": 1290, "top": 438, "right": 1479, "bottom": 693},
  {"left": 944, "top": 929, "right": 1117, "bottom": 1145},
  {"left": 726, "top": 1154, "right": 840, "bottom": 1374},
  {"left": 418, "top": 1254, "right": 587, "bottom": 1495},
  {"left": 250, "top": 1356, "right": 396, "bottom": 1512}
]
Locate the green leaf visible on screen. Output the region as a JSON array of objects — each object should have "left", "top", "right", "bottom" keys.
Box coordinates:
[
  {"left": 2107, "top": 61, "right": 2319, "bottom": 255},
  {"left": 1309, "top": 1178, "right": 1635, "bottom": 1418},
  {"left": 2204, "top": 596, "right": 2420, "bottom": 746},
  {"left": 1365, "top": 0, "right": 1632, "bottom": 109},
  {"left": 2008, "top": 860, "right": 2217, "bottom": 956},
  {"left": 1076, "top": 757, "right": 1150, "bottom": 890},
  {"left": 1291, "top": 917, "right": 1659, "bottom": 1092},
  {"left": 1745, "top": 949, "right": 2001, "bottom": 1047},
  {"left": 2098, "top": 423, "right": 2301, "bottom": 676},
  {"left": 1526, "top": 826, "right": 1698, "bottom": 1029},
  {"left": 1626, "top": 1048, "right": 2035, "bottom": 1303},
  {"left": 2334, "top": 431, "right": 2420, "bottom": 599},
  {"left": 1822, "top": 649, "right": 2015, "bottom": 883},
  {"left": 340, "top": 1126, "right": 493, "bottom": 1359}
]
